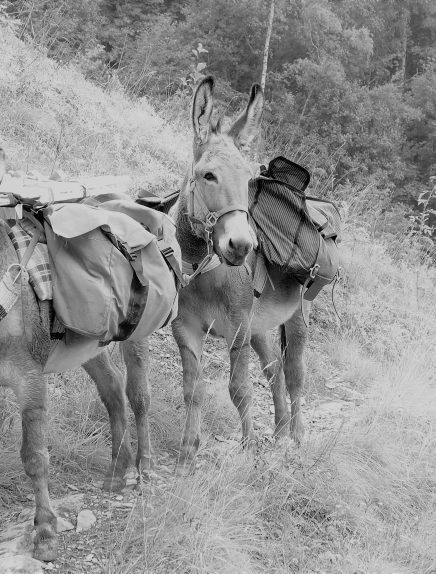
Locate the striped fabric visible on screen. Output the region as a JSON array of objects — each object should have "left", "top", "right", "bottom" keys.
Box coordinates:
[
  {"left": 6, "top": 220, "right": 52, "bottom": 300},
  {"left": 248, "top": 156, "right": 341, "bottom": 287}
]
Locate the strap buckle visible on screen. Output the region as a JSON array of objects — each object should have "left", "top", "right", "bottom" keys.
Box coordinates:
[
  {"left": 310, "top": 263, "right": 320, "bottom": 279},
  {"left": 205, "top": 211, "right": 218, "bottom": 230}
]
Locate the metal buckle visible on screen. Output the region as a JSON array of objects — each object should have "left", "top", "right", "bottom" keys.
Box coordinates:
[
  {"left": 205, "top": 212, "right": 218, "bottom": 229},
  {"left": 309, "top": 263, "right": 320, "bottom": 279}
]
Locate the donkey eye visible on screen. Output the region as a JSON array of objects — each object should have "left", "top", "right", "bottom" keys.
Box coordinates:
[{"left": 204, "top": 172, "right": 217, "bottom": 182}]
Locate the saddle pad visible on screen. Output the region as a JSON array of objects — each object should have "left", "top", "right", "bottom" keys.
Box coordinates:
[{"left": 6, "top": 220, "right": 52, "bottom": 300}]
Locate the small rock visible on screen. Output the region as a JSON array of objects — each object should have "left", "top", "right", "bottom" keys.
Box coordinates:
[
  {"left": 57, "top": 517, "right": 74, "bottom": 533},
  {"left": 52, "top": 494, "right": 85, "bottom": 518},
  {"left": 110, "top": 502, "right": 134, "bottom": 509},
  {"left": 0, "top": 554, "right": 43, "bottom": 574},
  {"left": 66, "top": 484, "right": 79, "bottom": 492},
  {"left": 76, "top": 510, "right": 96, "bottom": 533}
]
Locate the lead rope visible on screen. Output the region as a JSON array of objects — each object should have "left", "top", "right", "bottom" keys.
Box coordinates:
[
  {"left": 182, "top": 225, "right": 215, "bottom": 286},
  {"left": 331, "top": 267, "right": 342, "bottom": 325}
]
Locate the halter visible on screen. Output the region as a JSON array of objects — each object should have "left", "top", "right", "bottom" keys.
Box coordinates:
[{"left": 182, "top": 167, "right": 249, "bottom": 286}]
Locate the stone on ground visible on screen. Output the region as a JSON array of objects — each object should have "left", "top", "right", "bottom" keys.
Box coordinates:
[{"left": 76, "top": 509, "right": 96, "bottom": 533}]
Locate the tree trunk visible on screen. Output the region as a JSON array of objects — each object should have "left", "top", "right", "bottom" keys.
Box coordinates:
[
  {"left": 398, "top": 1, "right": 410, "bottom": 90},
  {"left": 261, "top": 0, "right": 275, "bottom": 92}
]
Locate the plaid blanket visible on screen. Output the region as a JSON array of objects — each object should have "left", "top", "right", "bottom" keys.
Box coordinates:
[{"left": 6, "top": 219, "right": 52, "bottom": 300}]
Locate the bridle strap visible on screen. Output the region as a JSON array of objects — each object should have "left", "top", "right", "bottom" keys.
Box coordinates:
[{"left": 187, "top": 177, "right": 248, "bottom": 236}]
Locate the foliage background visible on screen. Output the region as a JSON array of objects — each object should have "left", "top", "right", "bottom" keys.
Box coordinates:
[{"left": 5, "top": 0, "right": 436, "bottom": 238}]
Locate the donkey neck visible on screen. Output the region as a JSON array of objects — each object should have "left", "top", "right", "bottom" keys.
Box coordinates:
[{"left": 175, "top": 197, "right": 208, "bottom": 264}]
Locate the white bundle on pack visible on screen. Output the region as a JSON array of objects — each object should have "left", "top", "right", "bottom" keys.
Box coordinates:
[{"left": 0, "top": 172, "right": 132, "bottom": 209}]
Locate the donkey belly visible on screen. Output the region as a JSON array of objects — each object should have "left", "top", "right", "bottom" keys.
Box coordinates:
[{"left": 251, "top": 274, "right": 301, "bottom": 334}]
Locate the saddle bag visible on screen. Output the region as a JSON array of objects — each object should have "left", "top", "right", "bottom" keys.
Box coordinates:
[
  {"left": 248, "top": 156, "right": 342, "bottom": 300},
  {"left": 43, "top": 200, "right": 181, "bottom": 344}
]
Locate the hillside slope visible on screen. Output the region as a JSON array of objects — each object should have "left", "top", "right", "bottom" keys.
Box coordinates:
[
  {"left": 0, "top": 23, "right": 190, "bottom": 193},
  {"left": 0, "top": 21, "right": 435, "bottom": 574}
]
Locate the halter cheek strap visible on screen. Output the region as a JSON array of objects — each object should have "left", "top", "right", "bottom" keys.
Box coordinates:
[{"left": 186, "top": 176, "right": 248, "bottom": 239}]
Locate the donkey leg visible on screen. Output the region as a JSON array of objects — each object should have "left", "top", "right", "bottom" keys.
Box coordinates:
[
  {"left": 282, "top": 312, "right": 307, "bottom": 445},
  {"left": 226, "top": 323, "right": 254, "bottom": 447},
  {"left": 83, "top": 351, "right": 134, "bottom": 491},
  {"left": 121, "top": 339, "right": 153, "bottom": 474},
  {"left": 15, "top": 367, "right": 57, "bottom": 561},
  {"left": 172, "top": 317, "right": 206, "bottom": 466},
  {"left": 251, "top": 332, "right": 290, "bottom": 440}
]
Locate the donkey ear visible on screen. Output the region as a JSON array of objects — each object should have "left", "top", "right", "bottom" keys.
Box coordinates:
[
  {"left": 192, "top": 76, "right": 215, "bottom": 144},
  {"left": 228, "top": 84, "right": 264, "bottom": 150}
]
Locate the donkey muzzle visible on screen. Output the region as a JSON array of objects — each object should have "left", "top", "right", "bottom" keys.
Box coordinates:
[{"left": 215, "top": 211, "right": 253, "bottom": 266}]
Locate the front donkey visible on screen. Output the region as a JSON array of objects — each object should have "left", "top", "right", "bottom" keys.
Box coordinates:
[{"left": 172, "top": 77, "right": 307, "bottom": 468}]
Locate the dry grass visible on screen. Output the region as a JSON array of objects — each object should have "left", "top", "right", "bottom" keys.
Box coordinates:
[{"left": 0, "top": 22, "right": 436, "bottom": 574}]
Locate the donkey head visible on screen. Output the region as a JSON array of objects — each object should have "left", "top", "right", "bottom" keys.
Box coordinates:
[{"left": 187, "top": 76, "right": 263, "bottom": 266}]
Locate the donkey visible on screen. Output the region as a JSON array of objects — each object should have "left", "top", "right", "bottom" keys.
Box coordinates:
[
  {"left": 0, "top": 226, "right": 152, "bottom": 561},
  {"left": 170, "top": 76, "right": 307, "bottom": 468},
  {"left": 0, "top": 149, "right": 153, "bottom": 561}
]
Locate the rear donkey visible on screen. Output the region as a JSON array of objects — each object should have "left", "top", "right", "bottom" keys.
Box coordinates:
[
  {"left": 171, "top": 77, "right": 308, "bottom": 468},
  {"left": 0, "top": 147, "right": 155, "bottom": 562}
]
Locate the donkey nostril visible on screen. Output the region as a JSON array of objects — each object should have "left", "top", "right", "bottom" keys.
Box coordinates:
[{"left": 228, "top": 237, "right": 251, "bottom": 255}]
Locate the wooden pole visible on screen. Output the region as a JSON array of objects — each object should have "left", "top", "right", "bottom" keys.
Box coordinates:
[{"left": 261, "top": 0, "right": 275, "bottom": 92}]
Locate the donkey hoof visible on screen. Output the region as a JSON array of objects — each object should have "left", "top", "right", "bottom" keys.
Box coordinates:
[
  {"left": 102, "top": 474, "right": 125, "bottom": 492},
  {"left": 34, "top": 528, "right": 58, "bottom": 562},
  {"left": 137, "top": 455, "right": 154, "bottom": 476},
  {"left": 124, "top": 465, "right": 140, "bottom": 486}
]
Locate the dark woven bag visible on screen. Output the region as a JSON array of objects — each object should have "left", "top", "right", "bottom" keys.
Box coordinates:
[{"left": 248, "top": 156, "right": 341, "bottom": 301}]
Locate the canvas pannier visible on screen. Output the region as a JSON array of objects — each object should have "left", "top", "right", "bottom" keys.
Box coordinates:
[
  {"left": 43, "top": 199, "right": 181, "bottom": 344},
  {"left": 248, "top": 156, "right": 342, "bottom": 301}
]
